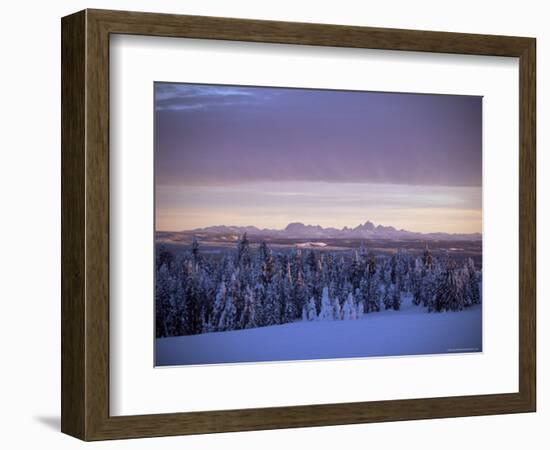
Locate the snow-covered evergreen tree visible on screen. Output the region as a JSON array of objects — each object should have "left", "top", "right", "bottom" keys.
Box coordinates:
[
  {"left": 395, "top": 250, "right": 409, "bottom": 293},
  {"left": 253, "top": 282, "right": 267, "bottom": 327},
  {"left": 208, "top": 281, "right": 227, "bottom": 332},
  {"left": 419, "top": 263, "right": 437, "bottom": 308},
  {"left": 360, "top": 270, "right": 380, "bottom": 313},
  {"left": 236, "top": 233, "right": 251, "bottom": 267},
  {"left": 305, "top": 251, "right": 321, "bottom": 305},
  {"left": 318, "top": 287, "right": 334, "bottom": 321},
  {"left": 411, "top": 257, "right": 424, "bottom": 305},
  {"left": 228, "top": 271, "right": 244, "bottom": 327},
  {"left": 281, "top": 263, "right": 296, "bottom": 323},
  {"left": 332, "top": 296, "right": 342, "bottom": 320},
  {"left": 218, "top": 292, "right": 237, "bottom": 331},
  {"left": 302, "top": 297, "right": 318, "bottom": 321},
  {"left": 259, "top": 241, "right": 274, "bottom": 284},
  {"left": 342, "top": 292, "right": 357, "bottom": 320},
  {"left": 356, "top": 295, "right": 365, "bottom": 318},
  {"left": 386, "top": 282, "right": 401, "bottom": 310},
  {"left": 182, "top": 266, "right": 203, "bottom": 335},
  {"left": 263, "top": 280, "right": 281, "bottom": 326},
  {"left": 155, "top": 237, "right": 482, "bottom": 337},
  {"left": 191, "top": 237, "right": 200, "bottom": 268},
  {"left": 383, "top": 280, "right": 393, "bottom": 310},
  {"left": 430, "top": 262, "right": 466, "bottom": 312},
  {"left": 156, "top": 245, "right": 174, "bottom": 270},
  {"left": 239, "top": 286, "right": 256, "bottom": 329},
  {"left": 464, "top": 258, "right": 481, "bottom": 306},
  {"left": 422, "top": 244, "right": 434, "bottom": 269},
  {"left": 293, "top": 269, "right": 307, "bottom": 319},
  {"left": 155, "top": 264, "right": 175, "bottom": 337}
]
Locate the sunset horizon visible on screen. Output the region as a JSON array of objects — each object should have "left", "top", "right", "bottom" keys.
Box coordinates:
[
  {"left": 155, "top": 214, "right": 482, "bottom": 235},
  {"left": 155, "top": 82, "right": 482, "bottom": 235}
]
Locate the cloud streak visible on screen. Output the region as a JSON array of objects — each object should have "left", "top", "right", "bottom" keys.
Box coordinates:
[{"left": 155, "top": 83, "right": 272, "bottom": 111}]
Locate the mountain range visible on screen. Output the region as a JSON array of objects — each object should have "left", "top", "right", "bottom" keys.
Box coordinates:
[{"left": 188, "top": 220, "right": 481, "bottom": 241}]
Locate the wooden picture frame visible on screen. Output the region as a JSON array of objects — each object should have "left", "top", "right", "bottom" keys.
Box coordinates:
[{"left": 61, "top": 9, "right": 536, "bottom": 441}]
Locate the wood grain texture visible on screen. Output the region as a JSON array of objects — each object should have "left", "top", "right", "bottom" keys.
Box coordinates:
[
  {"left": 518, "top": 39, "right": 536, "bottom": 410},
  {"left": 89, "top": 8, "right": 532, "bottom": 56},
  {"left": 61, "top": 9, "right": 537, "bottom": 441},
  {"left": 61, "top": 10, "right": 86, "bottom": 439}
]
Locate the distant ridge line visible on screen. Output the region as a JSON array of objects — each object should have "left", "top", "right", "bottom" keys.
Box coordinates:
[{"left": 163, "top": 220, "right": 482, "bottom": 241}]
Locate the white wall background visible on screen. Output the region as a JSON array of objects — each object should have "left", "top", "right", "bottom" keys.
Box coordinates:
[{"left": 0, "top": 1, "right": 546, "bottom": 448}]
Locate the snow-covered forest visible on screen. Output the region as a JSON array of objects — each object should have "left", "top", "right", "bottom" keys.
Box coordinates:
[{"left": 155, "top": 234, "right": 482, "bottom": 338}]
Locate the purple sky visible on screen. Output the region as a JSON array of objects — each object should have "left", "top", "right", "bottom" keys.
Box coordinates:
[{"left": 155, "top": 83, "right": 482, "bottom": 233}]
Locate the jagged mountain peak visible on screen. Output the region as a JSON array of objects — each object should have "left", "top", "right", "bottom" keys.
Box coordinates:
[{"left": 190, "top": 220, "right": 481, "bottom": 241}]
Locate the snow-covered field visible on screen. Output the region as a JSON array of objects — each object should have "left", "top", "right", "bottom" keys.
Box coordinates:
[{"left": 155, "top": 297, "right": 482, "bottom": 366}]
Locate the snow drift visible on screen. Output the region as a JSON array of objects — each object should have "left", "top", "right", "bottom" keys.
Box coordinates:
[{"left": 155, "top": 298, "right": 482, "bottom": 366}]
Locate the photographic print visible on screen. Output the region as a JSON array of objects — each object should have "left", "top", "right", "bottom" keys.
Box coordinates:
[{"left": 154, "top": 82, "right": 482, "bottom": 367}]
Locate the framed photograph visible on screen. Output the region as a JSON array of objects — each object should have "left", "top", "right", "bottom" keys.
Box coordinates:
[{"left": 61, "top": 9, "right": 536, "bottom": 440}]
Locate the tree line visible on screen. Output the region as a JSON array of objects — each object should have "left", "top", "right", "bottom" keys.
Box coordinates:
[{"left": 156, "top": 234, "right": 482, "bottom": 338}]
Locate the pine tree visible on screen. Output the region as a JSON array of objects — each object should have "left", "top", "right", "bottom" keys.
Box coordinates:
[
  {"left": 303, "top": 297, "right": 318, "bottom": 321},
  {"left": 422, "top": 244, "right": 433, "bottom": 269},
  {"left": 197, "top": 264, "right": 215, "bottom": 327},
  {"left": 383, "top": 280, "right": 394, "bottom": 310},
  {"left": 342, "top": 292, "right": 357, "bottom": 320},
  {"left": 332, "top": 296, "right": 342, "bottom": 320},
  {"left": 356, "top": 292, "right": 365, "bottom": 317},
  {"left": 156, "top": 245, "right": 174, "bottom": 270},
  {"left": 240, "top": 286, "right": 257, "bottom": 329},
  {"left": 293, "top": 269, "right": 307, "bottom": 319},
  {"left": 318, "top": 287, "right": 334, "bottom": 321},
  {"left": 263, "top": 280, "right": 281, "bottom": 326},
  {"left": 155, "top": 264, "right": 175, "bottom": 337},
  {"left": 360, "top": 270, "right": 380, "bottom": 313},
  {"left": 305, "top": 250, "right": 322, "bottom": 306},
  {"left": 228, "top": 271, "right": 244, "bottom": 328},
  {"left": 395, "top": 249, "right": 409, "bottom": 294},
  {"left": 430, "top": 262, "right": 466, "bottom": 312},
  {"left": 464, "top": 258, "right": 481, "bottom": 306},
  {"left": 191, "top": 237, "right": 200, "bottom": 268},
  {"left": 419, "top": 262, "right": 438, "bottom": 308},
  {"left": 259, "top": 241, "right": 274, "bottom": 284},
  {"left": 208, "top": 281, "right": 227, "bottom": 331},
  {"left": 182, "top": 266, "right": 203, "bottom": 335},
  {"left": 254, "top": 282, "right": 268, "bottom": 327},
  {"left": 386, "top": 282, "right": 401, "bottom": 310},
  {"left": 349, "top": 250, "right": 363, "bottom": 290},
  {"left": 366, "top": 251, "right": 377, "bottom": 277},
  {"left": 358, "top": 277, "right": 368, "bottom": 313},
  {"left": 281, "top": 263, "right": 296, "bottom": 322},
  {"left": 236, "top": 233, "right": 251, "bottom": 268},
  {"left": 411, "top": 257, "right": 424, "bottom": 306},
  {"left": 218, "top": 292, "right": 237, "bottom": 331},
  {"left": 390, "top": 255, "right": 397, "bottom": 284}
]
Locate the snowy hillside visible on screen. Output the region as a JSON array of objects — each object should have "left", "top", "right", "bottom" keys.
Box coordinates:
[{"left": 155, "top": 297, "right": 482, "bottom": 366}]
